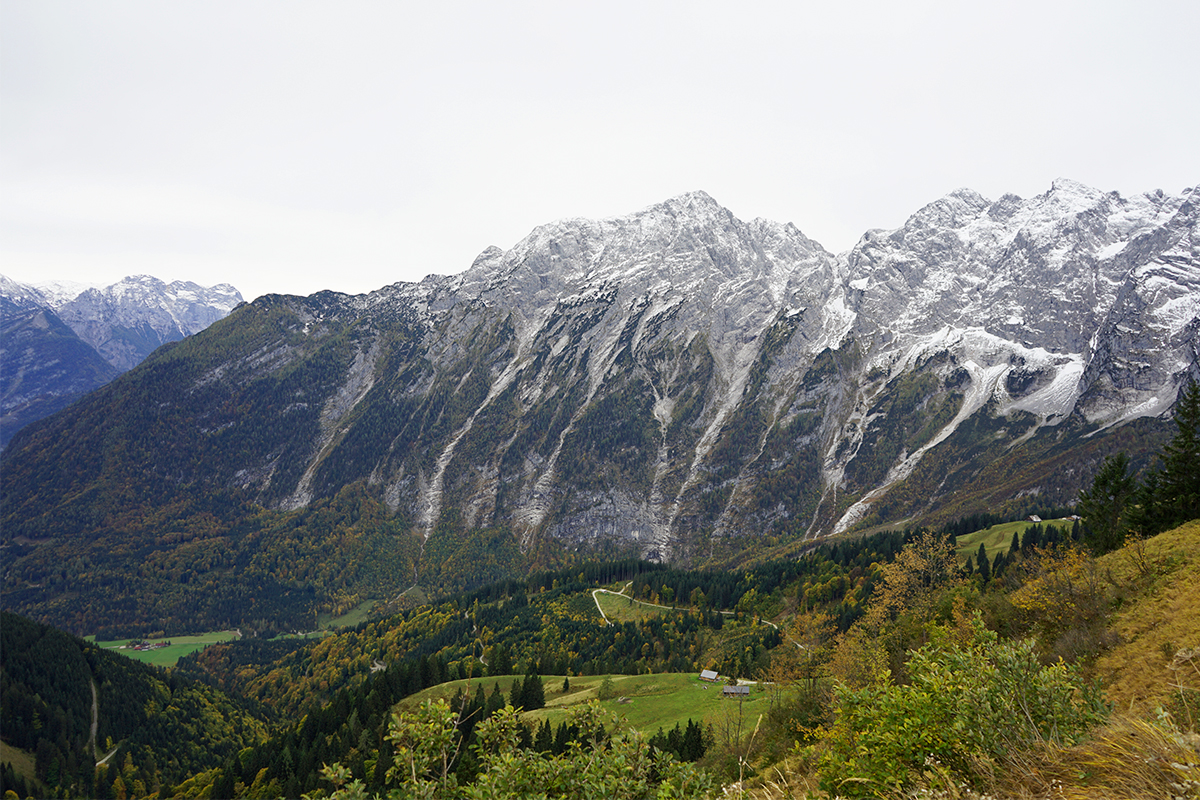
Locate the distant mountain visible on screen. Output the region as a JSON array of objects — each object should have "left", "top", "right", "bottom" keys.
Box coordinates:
[
  {"left": 1, "top": 182, "right": 1196, "bottom": 634},
  {"left": 41, "top": 274, "right": 244, "bottom": 371},
  {"left": 0, "top": 274, "right": 243, "bottom": 446}
]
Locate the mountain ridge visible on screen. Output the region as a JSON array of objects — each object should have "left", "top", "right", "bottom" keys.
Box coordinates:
[
  {"left": 2, "top": 180, "right": 1196, "bottom": 634},
  {"left": 0, "top": 273, "right": 244, "bottom": 447}
]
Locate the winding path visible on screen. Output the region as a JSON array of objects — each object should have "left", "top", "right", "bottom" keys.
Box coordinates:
[
  {"left": 591, "top": 581, "right": 696, "bottom": 624},
  {"left": 89, "top": 678, "right": 119, "bottom": 766},
  {"left": 588, "top": 581, "right": 805, "bottom": 677}
]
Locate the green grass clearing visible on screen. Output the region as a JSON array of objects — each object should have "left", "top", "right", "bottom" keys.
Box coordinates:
[
  {"left": 955, "top": 518, "right": 1075, "bottom": 564},
  {"left": 397, "top": 672, "right": 766, "bottom": 739},
  {"left": 593, "top": 589, "right": 679, "bottom": 625},
  {"left": 87, "top": 630, "right": 239, "bottom": 667},
  {"left": 0, "top": 740, "right": 40, "bottom": 788},
  {"left": 319, "top": 599, "right": 379, "bottom": 630}
]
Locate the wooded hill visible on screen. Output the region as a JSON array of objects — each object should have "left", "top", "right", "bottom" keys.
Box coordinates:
[
  {"left": 3, "top": 508, "right": 1199, "bottom": 799},
  {"left": 0, "top": 612, "right": 270, "bottom": 799}
]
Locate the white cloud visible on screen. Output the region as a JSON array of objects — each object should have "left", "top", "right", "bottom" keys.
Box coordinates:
[{"left": 3, "top": 0, "right": 1197, "bottom": 301}]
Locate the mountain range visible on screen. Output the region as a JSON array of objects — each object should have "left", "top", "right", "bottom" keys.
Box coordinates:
[
  {"left": 1, "top": 179, "right": 1196, "bottom": 635},
  {"left": 0, "top": 274, "right": 243, "bottom": 448}
]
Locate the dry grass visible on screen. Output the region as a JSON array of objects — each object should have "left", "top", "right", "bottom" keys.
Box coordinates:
[
  {"left": 1094, "top": 520, "right": 1200, "bottom": 714},
  {"left": 992, "top": 715, "right": 1200, "bottom": 800},
  {"left": 724, "top": 717, "right": 1200, "bottom": 799},
  {"left": 721, "top": 753, "right": 822, "bottom": 800},
  {"left": 717, "top": 522, "right": 1200, "bottom": 799}
]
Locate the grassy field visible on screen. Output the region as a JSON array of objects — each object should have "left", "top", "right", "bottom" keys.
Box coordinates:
[
  {"left": 88, "top": 630, "right": 239, "bottom": 667},
  {"left": 95, "top": 600, "right": 381, "bottom": 659},
  {"left": 593, "top": 588, "right": 678, "bottom": 625},
  {"left": 397, "top": 672, "right": 767, "bottom": 738},
  {"left": 955, "top": 518, "right": 1075, "bottom": 563},
  {"left": 0, "top": 740, "right": 40, "bottom": 789},
  {"left": 318, "top": 598, "right": 378, "bottom": 630},
  {"left": 1093, "top": 519, "right": 1200, "bottom": 713}
]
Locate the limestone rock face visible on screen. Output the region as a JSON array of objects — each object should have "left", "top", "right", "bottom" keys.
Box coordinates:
[
  {"left": 3, "top": 183, "right": 1198, "bottom": 564},
  {"left": 53, "top": 275, "right": 243, "bottom": 371}
]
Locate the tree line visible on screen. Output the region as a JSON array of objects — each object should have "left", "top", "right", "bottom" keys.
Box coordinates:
[{"left": 1077, "top": 380, "right": 1200, "bottom": 554}]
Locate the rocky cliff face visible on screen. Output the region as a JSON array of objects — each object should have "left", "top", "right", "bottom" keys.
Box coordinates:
[
  {"left": 51, "top": 275, "right": 244, "bottom": 371},
  {"left": 3, "top": 182, "right": 1197, "bottom": 586},
  {"left": 259, "top": 181, "right": 1194, "bottom": 558}
]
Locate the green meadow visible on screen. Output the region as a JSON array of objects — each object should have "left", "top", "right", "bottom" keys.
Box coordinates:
[
  {"left": 88, "top": 630, "right": 238, "bottom": 667},
  {"left": 318, "top": 598, "right": 379, "bottom": 630},
  {"left": 954, "top": 517, "right": 1075, "bottom": 564},
  {"left": 593, "top": 588, "right": 679, "bottom": 624},
  {"left": 398, "top": 672, "right": 766, "bottom": 738}
]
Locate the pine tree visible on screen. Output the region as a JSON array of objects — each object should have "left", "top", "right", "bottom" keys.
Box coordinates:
[
  {"left": 1077, "top": 452, "right": 1136, "bottom": 554},
  {"left": 488, "top": 645, "right": 512, "bottom": 676},
  {"left": 976, "top": 543, "right": 991, "bottom": 582},
  {"left": 1130, "top": 380, "right": 1200, "bottom": 534},
  {"left": 523, "top": 672, "right": 545, "bottom": 710},
  {"left": 486, "top": 683, "right": 504, "bottom": 716},
  {"left": 473, "top": 684, "right": 487, "bottom": 716},
  {"left": 682, "top": 719, "right": 705, "bottom": 761},
  {"left": 534, "top": 719, "right": 554, "bottom": 753}
]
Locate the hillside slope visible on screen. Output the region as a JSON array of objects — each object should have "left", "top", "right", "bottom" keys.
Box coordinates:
[
  {"left": 1094, "top": 520, "right": 1200, "bottom": 713},
  {"left": 0, "top": 307, "right": 121, "bottom": 449},
  {"left": 0, "top": 612, "right": 268, "bottom": 798}
]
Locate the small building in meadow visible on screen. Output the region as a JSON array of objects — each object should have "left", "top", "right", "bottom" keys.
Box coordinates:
[
  {"left": 700, "top": 669, "right": 719, "bottom": 682},
  {"left": 722, "top": 685, "right": 750, "bottom": 699}
]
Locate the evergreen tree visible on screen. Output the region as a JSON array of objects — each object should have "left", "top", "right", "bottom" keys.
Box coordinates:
[
  {"left": 1130, "top": 381, "right": 1200, "bottom": 534},
  {"left": 682, "top": 719, "right": 705, "bottom": 761},
  {"left": 488, "top": 645, "right": 512, "bottom": 676},
  {"left": 1162, "top": 381, "right": 1200, "bottom": 519},
  {"left": 1021, "top": 524, "right": 1043, "bottom": 552},
  {"left": 485, "top": 683, "right": 505, "bottom": 716},
  {"left": 522, "top": 672, "right": 545, "bottom": 710},
  {"left": 975, "top": 543, "right": 991, "bottom": 583},
  {"left": 534, "top": 719, "right": 554, "bottom": 753},
  {"left": 1076, "top": 452, "right": 1136, "bottom": 554}
]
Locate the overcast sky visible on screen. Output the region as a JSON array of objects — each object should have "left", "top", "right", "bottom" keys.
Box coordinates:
[{"left": 2, "top": 1, "right": 1197, "bottom": 301}]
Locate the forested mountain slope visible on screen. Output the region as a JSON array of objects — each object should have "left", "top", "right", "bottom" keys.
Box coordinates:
[
  {"left": 0, "top": 612, "right": 269, "bottom": 798},
  {"left": 0, "top": 306, "right": 121, "bottom": 449}
]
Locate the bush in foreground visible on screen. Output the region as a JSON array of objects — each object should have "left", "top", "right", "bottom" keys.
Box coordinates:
[
  {"left": 818, "top": 613, "right": 1108, "bottom": 797},
  {"left": 311, "top": 699, "right": 715, "bottom": 800}
]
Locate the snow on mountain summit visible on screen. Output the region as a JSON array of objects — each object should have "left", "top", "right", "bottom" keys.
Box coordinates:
[
  {"left": 4, "top": 181, "right": 1195, "bottom": 559},
  {"left": 1, "top": 274, "right": 245, "bottom": 373}
]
